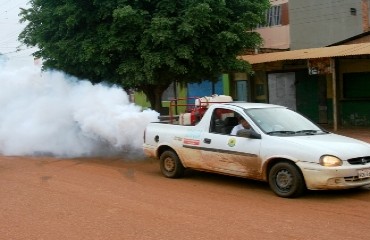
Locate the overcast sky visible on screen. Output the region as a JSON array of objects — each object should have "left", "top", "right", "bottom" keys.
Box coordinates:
[{"left": 0, "top": 0, "right": 36, "bottom": 65}]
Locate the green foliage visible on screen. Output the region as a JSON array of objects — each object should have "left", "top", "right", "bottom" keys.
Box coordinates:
[{"left": 19, "top": 0, "right": 270, "bottom": 109}]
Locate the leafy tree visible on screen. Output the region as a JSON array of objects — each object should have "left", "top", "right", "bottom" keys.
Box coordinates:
[{"left": 19, "top": 0, "right": 269, "bottom": 111}]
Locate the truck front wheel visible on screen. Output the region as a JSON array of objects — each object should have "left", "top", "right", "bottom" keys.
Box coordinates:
[
  {"left": 268, "top": 161, "right": 306, "bottom": 198},
  {"left": 160, "top": 150, "right": 185, "bottom": 178}
]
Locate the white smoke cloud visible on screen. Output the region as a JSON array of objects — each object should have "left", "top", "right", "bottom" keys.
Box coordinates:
[{"left": 0, "top": 62, "right": 159, "bottom": 157}]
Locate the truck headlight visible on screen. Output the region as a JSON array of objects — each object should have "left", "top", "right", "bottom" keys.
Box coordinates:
[{"left": 320, "top": 155, "right": 343, "bottom": 167}]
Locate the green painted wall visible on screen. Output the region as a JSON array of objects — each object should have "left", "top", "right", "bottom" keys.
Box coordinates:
[
  {"left": 340, "top": 101, "right": 370, "bottom": 126},
  {"left": 338, "top": 60, "right": 370, "bottom": 126},
  {"left": 134, "top": 83, "right": 187, "bottom": 112},
  {"left": 295, "top": 71, "right": 320, "bottom": 122},
  {"left": 134, "top": 92, "right": 151, "bottom": 109},
  {"left": 163, "top": 84, "right": 187, "bottom": 115},
  {"left": 222, "top": 74, "right": 230, "bottom": 95}
]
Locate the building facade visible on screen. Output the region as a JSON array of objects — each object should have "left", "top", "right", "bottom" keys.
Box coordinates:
[
  {"left": 255, "top": 0, "right": 370, "bottom": 50},
  {"left": 290, "top": 0, "right": 370, "bottom": 50},
  {"left": 242, "top": 0, "right": 370, "bottom": 127},
  {"left": 255, "top": 0, "right": 290, "bottom": 50}
]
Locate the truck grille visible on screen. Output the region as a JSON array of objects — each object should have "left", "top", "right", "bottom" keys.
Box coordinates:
[
  {"left": 347, "top": 156, "right": 370, "bottom": 165},
  {"left": 344, "top": 176, "right": 370, "bottom": 182}
]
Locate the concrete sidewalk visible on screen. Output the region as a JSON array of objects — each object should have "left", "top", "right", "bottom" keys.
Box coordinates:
[{"left": 322, "top": 125, "right": 370, "bottom": 143}]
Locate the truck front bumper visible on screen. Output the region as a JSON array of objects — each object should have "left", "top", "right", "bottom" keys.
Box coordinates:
[{"left": 297, "top": 162, "right": 370, "bottom": 190}]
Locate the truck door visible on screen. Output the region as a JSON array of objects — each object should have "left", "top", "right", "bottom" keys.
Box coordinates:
[{"left": 199, "top": 108, "right": 263, "bottom": 179}]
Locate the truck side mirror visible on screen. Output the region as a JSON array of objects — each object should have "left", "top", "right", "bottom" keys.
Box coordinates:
[{"left": 237, "top": 129, "right": 261, "bottom": 139}]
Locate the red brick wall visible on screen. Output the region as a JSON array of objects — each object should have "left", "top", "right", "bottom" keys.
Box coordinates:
[
  {"left": 362, "top": 0, "right": 370, "bottom": 32},
  {"left": 281, "top": 3, "right": 289, "bottom": 26}
]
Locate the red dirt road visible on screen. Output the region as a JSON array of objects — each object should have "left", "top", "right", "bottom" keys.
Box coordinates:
[{"left": 1, "top": 131, "right": 370, "bottom": 240}]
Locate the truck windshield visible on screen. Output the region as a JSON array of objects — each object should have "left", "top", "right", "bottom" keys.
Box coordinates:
[{"left": 245, "top": 108, "right": 326, "bottom": 136}]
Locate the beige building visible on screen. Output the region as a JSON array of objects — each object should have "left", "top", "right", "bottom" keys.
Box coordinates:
[
  {"left": 255, "top": 0, "right": 370, "bottom": 50},
  {"left": 255, "top": 0, "right": 290, "bottom": 50},
  {"left": 238, "top": 0, "right": 370, "bottom": 129}
]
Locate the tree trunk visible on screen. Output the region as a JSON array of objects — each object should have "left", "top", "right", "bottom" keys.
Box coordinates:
[{"left": 142, "top": 84, "right": 169, "bottom": 113}]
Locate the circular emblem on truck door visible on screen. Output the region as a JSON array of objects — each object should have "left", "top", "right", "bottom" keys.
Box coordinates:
[{"left": 228, "top": 137, "right": 236, "bottom": 147}]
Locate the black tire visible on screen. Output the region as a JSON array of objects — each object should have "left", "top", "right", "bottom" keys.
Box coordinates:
[
  {"left": 268, "top": 161, "right": 306, "bottom": 198},
  {"left": 159, "top": 150, "right": 185, "bottom": 178}
]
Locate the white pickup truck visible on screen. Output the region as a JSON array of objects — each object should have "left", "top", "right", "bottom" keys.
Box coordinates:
[{"left": 143, "top": 102, "right": 370, "bottom": 198}]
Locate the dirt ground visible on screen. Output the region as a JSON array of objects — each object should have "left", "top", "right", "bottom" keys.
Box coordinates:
[{"left": 0, "top": 129, "right": 369, "bottom": 240}]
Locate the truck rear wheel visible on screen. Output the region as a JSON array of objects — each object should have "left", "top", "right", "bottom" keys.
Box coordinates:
[{"left": 160, "top": 150, "right": 185, "bottom": 178}]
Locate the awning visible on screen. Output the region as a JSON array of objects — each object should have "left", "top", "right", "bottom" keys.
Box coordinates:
[{"left": 240, "top": 43, "right": 370, "bottom": 64}]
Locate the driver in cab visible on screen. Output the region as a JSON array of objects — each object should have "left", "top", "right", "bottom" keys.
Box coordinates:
[{"left": 231, "top": 116, "right": 251, "bottom": 136}]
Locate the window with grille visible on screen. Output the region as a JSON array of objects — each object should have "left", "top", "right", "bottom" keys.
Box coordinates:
[
  {"left": 257, "top": 5, "right": 282, "bottom": 28},
  {"left": 268, "top": 5, "right": 281, "bottom": 26}
]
